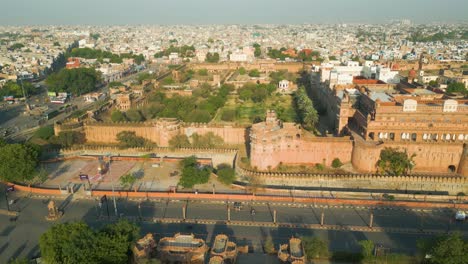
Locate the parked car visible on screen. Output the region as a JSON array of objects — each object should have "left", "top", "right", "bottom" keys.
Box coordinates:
[{"left": 233, "top": 202, "right": 243, "bottom": 211}]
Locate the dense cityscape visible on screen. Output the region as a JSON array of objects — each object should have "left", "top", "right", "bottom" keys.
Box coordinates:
[{"left": 0, "top": 3, "right": 467, "bottom": 264}]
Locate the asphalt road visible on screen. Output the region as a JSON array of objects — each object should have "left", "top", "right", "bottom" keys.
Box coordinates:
[{"left": 0, "top": 191, "right": 466, "bottom": 263}]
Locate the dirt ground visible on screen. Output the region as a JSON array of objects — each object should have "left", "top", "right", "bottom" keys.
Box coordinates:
[{"left": 42, "top": 159, "right": 240, "bottom": 192}]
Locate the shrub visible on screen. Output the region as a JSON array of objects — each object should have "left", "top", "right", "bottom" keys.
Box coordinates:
[
  {"left": 221, "top": 109, "right": 236, "bottom": 121},
  {"left": 34, "top": 125, "right": 54, "bottom": 140},
  {"left": 331, "top": 158, "right": 343, "bottom": 168},
  {"left": 216, "top": 163, "right": 236, "bottom": 185}
]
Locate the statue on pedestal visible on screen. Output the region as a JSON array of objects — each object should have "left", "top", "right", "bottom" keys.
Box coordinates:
[{"left": 46, "top": 200, "right": 63, "bottom": 221}]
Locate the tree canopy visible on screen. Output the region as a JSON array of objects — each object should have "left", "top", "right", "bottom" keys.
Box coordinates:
[
  {"left": 0, "top": 142, "right": 40, "bottom": 183},
  {"left": 0, "top": 80, "right": 36, "bottom": 99},
  {"left": 39, "top": 220, "right": 139, "bottom": 264},
  {"left": 216, "top": 163, "right": 236, "bottom": 185},
  {"left": 178, "top": 156, "right": 211, "bottom": 188},
  {"left": 417, "top": 232, "right": 468, "bottom": 264},
  {"left": 154, "top": 45, "right": 195, "bottom": 58},
  {"left": 376, "top": 148, "right": 415, "bottom": 176},
  {"left": 294, "top": 86, "right": 318, "bottom": 131},
  {"left": 205, "top": 52, "right": 220, "bottom": 63},
  {"left": 45, "top": 68, "right": 101, "bottom": 95},
  {"left": 302, "top": 236, "right": 329, "bottom": 260},
  {"left": 446, "top": 82, "right": 467, "bottom": 95},
  {"left": 68, "top": 47, "right": 145, "bottom": 64},
  {"left": 117, "top": 131, "right": 154, "bottom": 148}
]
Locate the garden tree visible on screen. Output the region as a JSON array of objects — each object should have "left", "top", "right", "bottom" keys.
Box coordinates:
[
  {"left": 238, "top": 67, "right": 246, "bottom": 75},
  {"left": 302, "top": 236, "right": 329, "bottom": 260},
  {"left": 0, "top": 142, "right": 40, "bottom": 183},
  {"left": 263, "top": 234, "right": 275, "bottom": 254},
  {"left": 39, "top": 222, "right": 96, "bottom": 264},
  {"left": 120, "top": 173, "right": 136, "bottom": 189},
  {"left": 329, "top": 55, "right": 337, "bottom": 60},
  {"left": 178, "top": 156, "right": 211, "bottom": 188},
  {"left": 269, "top": 70, "right": 295, "bottom": 84},
  {"left": 253, "top": 43, "right": 261, "bottom": 57},
  {"left": 331, "top": 158, "right": 343, "bottom": 168},
  {"left": 116, "top": 131, "right": 153, "bottom": 148},
  {"left": 216, "top": 163, "right": 236, "bottom": 185},
  {"left": 446, "top": 82, "right": 467, "bottom": 95},
  {"left": 191, "top": 132, "right": 224, "bottom": 148},
  {"left": 125, "top": 109, "right": 145, "bottom": 122},
  {"left": 376, "top": 148, "right": 415, "bottom": 176},
  {"left": 40, "top": 221, "right": 139, "bottom": 264},
  {"left": 205, "top": 52, "right": 220, "bottom": 63},
  {"left": 67, "top": 47, "right": 145, "bottom": 65},
  {"left": 46, "top": 68, "right": 101, "bottom": 95},
  {"left": 248, "top": 69, "right": 260, "bottom": 77},
  {"left": 153, "top": 45, "right": 195, "bottom": 58},
  {"left": 221, "top": 109, "right": 237, "bottom": 121},
  {"left": 50, "top": 131, "right": 86, "bottom": 148},
  {"left": 0, "top": 80, "right": 36, "bottom": 99},
  {"left": 193, "top": 83, "right": 212, "bottom": 98},
  {"left": 8, "top": 258, "right": 29, "bottom": 264},
  {"left": 428, "top": 80, "right": 438, "bottom": 87},
  {"left": 34, "top": 125, "right": 54, "bottom": 140},
  {"left": 169, "top": 134, "right": 191, "bottom": 148},
  {"left": 417, "top": 232, "right": 468, "bottom": 264},
  {"left": 111, "top": 110, "right": 127, "bottom": 122},
  {"left": 137, "top": 72, "right": 153, "bottom": 84},
  {"left": 294, "top": 86, "right": 318, "bottom": 131},
  {"left": 267, "top": 47, "right": 291, "bottom": 60},
  {"left": 109, "top": 81, "right": 124, "bottom": 87},
  {"left": 238, "top": 83, "right": 268, "bottom": 103},
  {"left": 7, "top": 43, "right": 24, "bottom": 51},
  {"left": 197, "top": 68, "right": 208, "bottom": 76},
  {"left": 186, "top": 109, "right": 212, "bottom": 123},
  {"left": 359, "top": 240, "right": 374, "bottom": 260}
]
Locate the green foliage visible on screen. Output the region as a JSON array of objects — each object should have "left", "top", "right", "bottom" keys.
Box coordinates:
[
  {"left": 137, "top": 72, "right": 153, "bottom": 84},
  {"left": 46, "top": 68, "right": 101, "bottom": 95},
  {"left": 8, "top": 43, "right": 24, "bottom": 51},
  {"left": 205, "top": 52, "right": 220, "bottom": 63},
  {"left": 198, "top": 68, "right": 208, "bottom": 76},
  {"left": 238, "top": 83, "right": 269, "bottom": 103},
  {"left": 315, "top": 163, "right": 324, "bottom": 171},
  {"left": 302, "top": 236, "right": 329, "bottom": 260},
  {"left": 377, "top": 148, "right": 415, "bottom": 176},
  {"left": 0, "top": 80, "right": 36, "bottom": 99},
  {"left": 0, "top": 142, "right": 40, "bottom": 183},
  {"left": 191, "top": 132, "right": 224, "bottom": 148},
  {"left": 417, "top": 232, "right": 468, "bottom": 264},
  {"left": 111, "top": 110, "right": 127, "bottom": 122},
  {"left": 408, "top": 30, "right": 460, "bottom": 42},
  {"left": 269, "top": 70, "right": 296, "bottom": 84},
  {"left": 248, "top": 69, "right": 260, "bottom": 77},
  {"left": 125, "top": 109, "right": 145, "bottom": 122},
  {"left": 216, "top": 163, "right": 236, "bottom": 185},
  {"left": 331, "top": 158, "right": 343, "bottom": 168},
  {"left": 109, "top": 81, "right": 124, "bottom": 87},
  {"left": 145, "top": 84, "right": 233, "bottom": 123},
  {"left": 238, "top": 67, "right": 246, "bottom": 75},
  {"left": 263, "top": 234, "right": 275, "bottom": 254},
  {"left": 50, "top": 131, "right": 85, "bottom": 148},
  {"left": 428, "top": 80, "right": 438, "bottom": 87},
  {"left": 67, "top": 47, "right": 144, "bottom": 64},
  {"left": 39, "top": 220, "right": 139, "bottom": 264},
  {"left": 359, "top": 240, "right": 374, "bottom": 259},
  {"left": 120, "top": 173, "right": 136, "bottom": 188},
  {"left": 178, "top": 156, "right": 211, "bottom": 188},
  {"left": 153, "top": 45, "right": 195, "bottom": 58},
  {"left": 267, "top": 47, "right": 293, "bottom": 60},
  {"left": 53, "top": 41, "right": 60, "bottom": 46},
  {"left": 446, "top": 82, "right": 467, "bottom": 95},
  {"left": 116, "top": 131, "right": 153, "bottom": 148},
  {"left": 329, "top": 55, "right": 337, "bottom": 60},
  {"left": 253, "top": 43, "right": 261, "bottom": 57},
  {"left": 90, "top": 33, "right": 100, "bottom": 40},
  {"left": 221, "top": 109, "right": 237, "bottom": 121},
  {"left": 169, "top": 134, "right": 191, "bottom": 148},
  {"left": 298, "top": 50, "right": 322, "bottom": 62},
  {"left": 294, "top": 86, "right": 318, "bottom": 131},
  {"left": 8, "top": 258, "right": 29, "bottom": 264},
  {"left": 34, "top": 125, "right": 54, "bottom": 140}
]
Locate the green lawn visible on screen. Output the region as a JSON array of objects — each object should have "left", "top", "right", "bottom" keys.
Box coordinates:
[{"left": 214, "top": 94, "right": 297, "bottom": 125}]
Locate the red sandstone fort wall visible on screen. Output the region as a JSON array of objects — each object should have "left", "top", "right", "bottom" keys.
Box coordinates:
[
  {"left": 84, "top": 123, "right": 160, "bottom": 144},
  {"left": 352, "top": 140, "right": 465, "bottom": 174},
  {"left": 251, "top": 138, "right": 353, "bottom": 170},
  {"left": 184, "top": 125, "right": 246, "bottom": 145}
]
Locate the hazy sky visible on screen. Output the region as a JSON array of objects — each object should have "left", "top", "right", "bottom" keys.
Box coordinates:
[{"left": 2, "top": 0, "right": 467, "bottom": 25}]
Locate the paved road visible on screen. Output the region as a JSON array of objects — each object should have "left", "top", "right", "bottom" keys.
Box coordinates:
[{"left": 0, "top": 191, "right": 466, "bottom": 262}]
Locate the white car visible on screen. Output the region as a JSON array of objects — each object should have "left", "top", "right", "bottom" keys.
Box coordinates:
[{"left": 455, "top": 211, "right": 466, "bottom": 221}]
